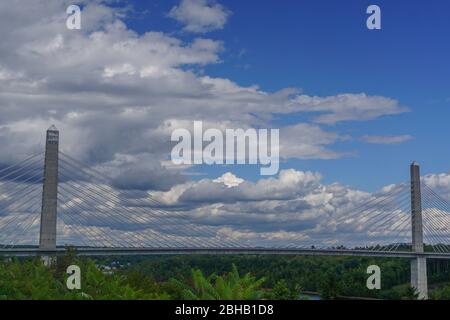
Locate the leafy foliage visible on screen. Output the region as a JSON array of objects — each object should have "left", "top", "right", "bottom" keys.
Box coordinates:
[
  {"left": 2, "top": 253, "right": 450, "bottom": 300},
  {"left": 266, "top": 279, "right": 302, "bottom": 300},
  {"left": 319, "top": 272, "right": 341, "bottom": 300},
  {"left": 431, "top": 285, "right": 450, "bottom": 300},
  {"left": 0, "top": 257, "right": 165, "bottom": 300},
  {"left": 400, "top": 286, "right": 420, "bottom": 300},
  {"left": 171, "top": 264, "right": 265, "bottom": 300}
]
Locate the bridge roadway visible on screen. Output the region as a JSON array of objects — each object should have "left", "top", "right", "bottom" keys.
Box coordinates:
[{"left": 2, "top": 247, "right": 450, "bottom": 259}]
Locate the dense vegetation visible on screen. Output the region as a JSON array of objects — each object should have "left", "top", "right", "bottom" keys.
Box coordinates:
[{"left": 2, "top": 251, "right": 450, "bottom": 300}]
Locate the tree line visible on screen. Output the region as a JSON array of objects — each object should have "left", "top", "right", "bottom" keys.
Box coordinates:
[{"left": 2, "top": 252, "right": 450, "bottom": 299}]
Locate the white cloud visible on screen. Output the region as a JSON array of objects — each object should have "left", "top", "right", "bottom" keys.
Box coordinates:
[
  {"left": 213, "top": 172, "right": 243, "bottom": 188},
  {"left": 280, "top": 123, "right": 347, "bottom": 159},
  {"left": 0, "top": 0, "right": 429, "bottom": 248},
  {"left": 169, "top": 0, "right": 231, "bottom": 33},
  {"left": 0, "top": 2, "right": 408, "bottom": 170},
  {"left": 142, "top": 169, "right": 422, "bottom": 247},
  {"left": 423, "top": 172, "right": 450, "bottom": 201},
  {"left": 292, "top": 93, "right": 408, "bottom": 124},
  {"left": 361, "top": 134, "right": 413, "bottom": 144}
]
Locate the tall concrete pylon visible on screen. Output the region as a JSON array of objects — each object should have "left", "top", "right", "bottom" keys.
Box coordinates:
[
  {"left": 410, "top": 161, "right": 428, "bottom": 299},
  {"left": 39, "top": 126, "right": 59, "bottom": 250}
]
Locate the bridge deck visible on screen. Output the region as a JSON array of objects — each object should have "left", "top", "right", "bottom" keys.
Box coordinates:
[{"left": 2, "top": 247, "right": 450, "bottom": 259}]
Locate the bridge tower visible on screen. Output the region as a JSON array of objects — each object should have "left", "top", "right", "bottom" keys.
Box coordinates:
[
  {"left": 410, "top": 161, "right": 428, "bottom": 299},
  {"left": 39, "top": 125, "right": 59, "bottom": 252}
]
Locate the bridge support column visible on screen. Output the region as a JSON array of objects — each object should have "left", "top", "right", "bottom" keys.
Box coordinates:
[
  {"left": 411, "top": 257, "right": 427, "bottom": 299},
  {"left": 410, "top": 162, "right": 427, "bottom": 299},
  {"left": 39, "top": 126, "right": 59, "bottom": 264}
]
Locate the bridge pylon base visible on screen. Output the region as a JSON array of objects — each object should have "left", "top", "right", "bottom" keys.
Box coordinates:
[{"left": 411, "top": 257, "right": 428, "bottom": 299}]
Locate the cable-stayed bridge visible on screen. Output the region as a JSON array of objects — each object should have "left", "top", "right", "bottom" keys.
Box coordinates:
[{"left": 1, "top": 127, "right": 450, "bottom": 299}]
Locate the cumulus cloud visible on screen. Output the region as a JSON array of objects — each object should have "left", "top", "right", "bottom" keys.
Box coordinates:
[
  {"left": 361, "top": 134, "right": 413, "bottom": 144},
  {"left": 107, "top": 155, "right": 186, "bottom": 191},
  {"left": 0, "top": 0, "right": 432, "bottom": 248},
  {"left": 48, "top": 168, "right": 384, "bottom": 247},
  {"left": 280, "top": 123, "right": 347, "bottom": 159},
  {"left": 292, "top": 93, "right": 408, "bottom": 124},
  {"left": 2, "top": 157, "right": 450, "bottom": 247},
  {"left": 423, "top": 172, "right": 450, "bottom": 201},
  {"left": 138, "top": 169, "right": 424, "bottom": 247},
  {"left": 213, "top": 172, "right": 243, "bottom": 188},
  {"left": 168, "top": 0, "right": 231, "bottom": 33},
  {"left": 0, "top": 0, "right": 410, "bottom": 175},
  {"left": 173, "top": 169, "right": 323, "bottom": 205}
]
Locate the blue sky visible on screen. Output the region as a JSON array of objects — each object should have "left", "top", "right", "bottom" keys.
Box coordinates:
[
  {"left": 119, "top": 0, "right": 450, "bottom": 191},
  {"left": 1, "top": 0, "right": 450, "bottom": 247}
]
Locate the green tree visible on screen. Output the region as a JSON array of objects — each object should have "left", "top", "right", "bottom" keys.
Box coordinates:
[
  {"left": 267, "top": 280, "right": 302, "bottom": 300},
  {"left": 431, "top": 285, "right": 450, "bottom": 300},
  {"left": 173, "top": 264, "right": 265, "bottom": 300},
  {"left": 400, "top": 286, "right": 419, "bottom": 300},
  {"left": 319, "top": 272, "right": 341, "bottom": 300},
  {"left": 0, "top": 257, "right": 168, "bottom": 300},
  {"left": 0, "top": 258, "right": 65, "bottom": 299}
]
